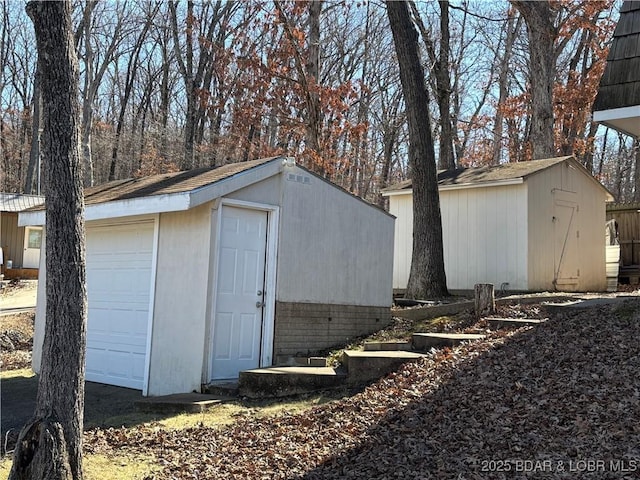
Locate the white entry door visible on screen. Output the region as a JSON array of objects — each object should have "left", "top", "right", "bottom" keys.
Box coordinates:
[
  {"left": 23, "top": 227, "right": 42, "bottom": 269},
  {"left": 211, "top": 206, "right": 268, "bottom": 380}
]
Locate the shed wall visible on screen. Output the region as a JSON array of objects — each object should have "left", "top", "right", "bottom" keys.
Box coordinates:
[
  {"left": 148, "top": 203, "right": 212, "bottom": 396},
  {"left": 0, "top": 212, "right": 25, "bottom": 267},
  {"left": 388, "top": 194, "right": 412, "bottom": 290},
  {"left": 276, "top": 166, "right": 394, "bottom": 307},
  {"left": 225, "top": 174, "right": 282, "bottom": 205},
  {"left": 440, "top": 184, "right": 528, "bottom": 291},
  {"left": 388, "top": 185, "right": 528, "bottom": 291},
  {"left": 526, "top": 162, "right": 607, "bottom": 291}
]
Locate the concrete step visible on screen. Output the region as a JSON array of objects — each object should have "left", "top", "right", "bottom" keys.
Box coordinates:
[
  {"left": 412, "top": 332, "right": 486, "bottom": 351},
  {"left": 485, "top": 317, "right": 547, "bottom": 329},
  {"left": 136, "top": 393, "right": 228, "bottom": 414},
  {"left": 342, "top": 350, "right": 425, "bottom": 385},
  {"left": 238, "top": 367, "right": 347, "bottom": 399},
  {"left": 203, "top": 381, "right": 239, "bottom": 397},
  {"left": 363, "top": 340, "right": 412, "bottom": 351}
]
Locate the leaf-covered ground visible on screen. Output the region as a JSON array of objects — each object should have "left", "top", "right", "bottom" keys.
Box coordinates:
[
  {"left": 0, "top": 311, "right": 34, "bottom": 371},
  {"left": 85, "top": 299, "right": 640, "bottom": 479}
]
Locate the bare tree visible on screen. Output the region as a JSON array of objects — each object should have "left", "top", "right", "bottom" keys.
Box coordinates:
[
  {"left": 108, "top": 2, "right": 160, "bottom": 180},
  {"left": 10, "top": 1, "right": 87, "bottom": 479},
  {"left": 386, "top": 0, "right": 448, "bottom": 299},
  {"left": 274, "top": 0, "right": 324, "bottom": 170},
  {"left": 511, "top": 0, "right": 556, "bottom": 160},
  {"left": 410, "top": 1, "right": 456, "bottom": 170},
  {"left": 491, "top": 10, "right": 522, "bottom": 164},
  {"left": 78, "top": 1, "right": 126, "bottom": 186},
  {"left": 24, "top": 62, "right": 41, "bottom": 194},
  {"left": 169, "top": 0, "right": 237, "bottom": 170}
]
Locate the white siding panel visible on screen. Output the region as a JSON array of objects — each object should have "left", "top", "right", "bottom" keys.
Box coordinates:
[
  {"left": 277, "top": 166, "right": 394, "bottom": 306},
  {"left": 392, "top": 185, "right": 528, "bottom": 292},
  {"left": 148, "top": 203, "right": 212, "bottom": 396},
  {"left": 389, "top": 194, "right": 413, "bottom": 290}
]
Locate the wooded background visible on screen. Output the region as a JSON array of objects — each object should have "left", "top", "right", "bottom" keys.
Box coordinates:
[{"left": 1, "top": 0, "right": 638, "bottom": 203}]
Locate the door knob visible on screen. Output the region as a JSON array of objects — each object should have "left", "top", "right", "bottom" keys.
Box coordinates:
[{"left": 256, "top": 301, "right": 265, "bottom": 308}]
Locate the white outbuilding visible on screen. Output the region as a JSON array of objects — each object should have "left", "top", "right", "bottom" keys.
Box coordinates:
[
  {"left": 21, "top": 157, "right": 394, "bottom": 396},
  {"left": 382, "top": 156, "right": 614, "bottom": 294}
]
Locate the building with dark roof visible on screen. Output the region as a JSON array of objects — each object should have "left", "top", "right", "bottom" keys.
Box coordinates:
[
  {"left": 593, "top": 1, "right": 640, "bottom": 137},
  {"left": 0, "top": 193, "right": 44, "bottom": 275},
  {"left": 20, "top": 157, "right": 394, "bottom": 397},
  {"left": 382, "top": 157, "right": 613, "bottom": 293}
]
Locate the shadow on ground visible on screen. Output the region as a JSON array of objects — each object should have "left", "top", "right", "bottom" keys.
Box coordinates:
[
  {"left": 294, "top": 300, "right": 640, "bottom": 479},
  {"left": 1, "top": 374, "right": 164, "bottom": 453}
]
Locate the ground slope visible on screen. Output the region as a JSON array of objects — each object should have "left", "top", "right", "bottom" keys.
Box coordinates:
[{"left": 85, "top": 300, "right": 640, "bottom": 479}]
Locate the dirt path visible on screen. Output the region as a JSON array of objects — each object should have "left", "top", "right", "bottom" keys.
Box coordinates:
[{"left": 1, "top": 281, "right": 37, "bottom": 313}]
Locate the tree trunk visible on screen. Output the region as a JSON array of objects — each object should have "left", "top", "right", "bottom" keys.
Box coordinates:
[
  {"left": 24, "top": 62, "right": 41, "bottom": 194},
  {"left": 274, "top": 0, "right": 324, "bottom": 171},
  {"left": 492, "top": 13, "right": 521, "bottom": 165},
  {"left": 474, "top": 283, "right": 495, "bottom": 319},
  {"left": 512, "top": 1, "right": 556, "bottom": 160},
  {"left": 386, "top": 0, "right": 448, "bottom": 299},
  {"left": 436, "top": 0, "right": 455, "bottom": 170},
  {"left": 634, "top": 139, "right": 640, "bottom": 202},
  {"left": 305, "top": 0, "right": 323, "bottom": 162},
  {"left": 11, "top": 2, "right": 87, "bottom": 480},
  {"left": 80, "top": 1, "right": 96, "bottom": 187}
]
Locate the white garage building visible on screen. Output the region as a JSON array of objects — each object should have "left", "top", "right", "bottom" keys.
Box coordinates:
[{"left": 21, "top": 157, "right": 394, "bottom": 396}]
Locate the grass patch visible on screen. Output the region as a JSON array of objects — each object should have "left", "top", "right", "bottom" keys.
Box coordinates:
[
  {"left": 0, "top": 453, "right": 159, "bottom": 480},
  {"left": 84, "top": 453, "right": 160, "bottom": 480},
  {"left": 0, "top": 368, "right": 34, "bottom": 380}
]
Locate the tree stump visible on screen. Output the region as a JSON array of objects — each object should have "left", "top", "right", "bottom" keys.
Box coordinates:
[{"left": 474, "top": 283, "right": 495, "bottom": 319}]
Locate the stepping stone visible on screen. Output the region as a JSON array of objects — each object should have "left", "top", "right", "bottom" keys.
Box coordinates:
[
  {"left": 412, "top": 332, "right": 486, "bottom": 351},
  {"left": 363, "top": 340, "right": 412, "bottom": 351},
  {"left": 485, "top": 317, "right": 546, "bottom": 329},
  {"left": 136, "top": 393, "right": 226, "bottom": 414},
  {"left": 342, "top": 350, "right": 425, "bottom": 385},
  {"left": 238, "top": 367, "right": 346, "bottom": 399}
]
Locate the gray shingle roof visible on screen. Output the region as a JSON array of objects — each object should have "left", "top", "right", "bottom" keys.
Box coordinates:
[
  {"left": 382, "top": 157, "right": 571, "bottom": 192},
  {"left": 83, "top": 157, "right": 278, "bottom": 205},
  {"left": 593, "top": 1, "right": 640, "bottom": 111}
]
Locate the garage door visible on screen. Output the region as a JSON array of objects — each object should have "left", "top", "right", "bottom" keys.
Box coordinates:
[{"left": 85, "top": 220, "right": 155, "bottom": 390}]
